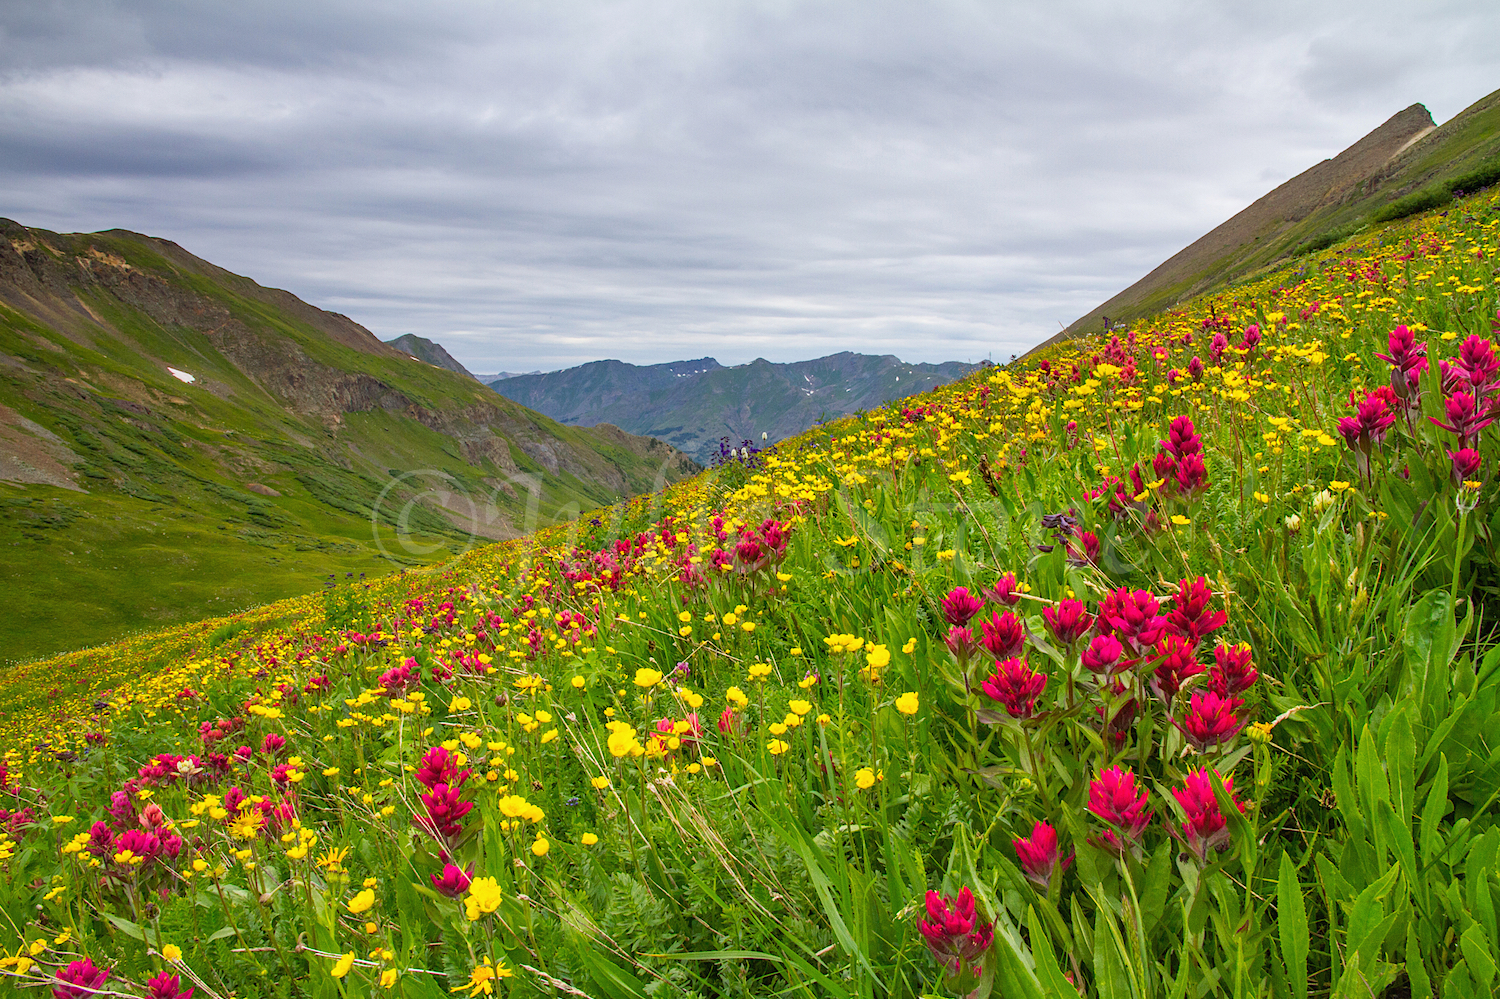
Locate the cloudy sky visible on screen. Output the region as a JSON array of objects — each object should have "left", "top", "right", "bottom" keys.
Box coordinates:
[{"left": 1, "top": 2, "right": 1497, "bottom": 372}]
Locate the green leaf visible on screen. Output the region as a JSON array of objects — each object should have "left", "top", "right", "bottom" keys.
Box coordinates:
[
  {"left": 576, "top": 946, "right": 650, "bottom": 999},
  {"left": 1402, "top": 588, "right": 1458, "bottom": 729},
  {"left": 1025, "top": 906, "right": 1080, "bottom": 997},
  {"left": 1139, "top": 840, "right": 1173, "bottom": 936},
  {"left": 1332, "top": 745, "right": 1363, "bottom": 830},
  {"left": 1461, "top": 923, "right": 1497, "bottom": 987},
  {"left": 1386, "top": 705, "right": 1416, "bottom": 826},
  {"left": 764, "top": 800, "right": 885, "bottom": 990},
  {"left": 207, "top": 925, "right": 239, "bottom": 942},
  {"left": 1210, "top": 769, "right": 1257, "bottom": 872},
  {"left": 102, "top": 912, "right": 145, "bottom": 941},
  {"left": 1407, "top": 918, "right": 1434, "bottom": 998},
  {"left": 1278, "top": 852, "right": 1309, "bottom": 999},
  {"left": 836, "top": 489, "right": 892, "bottom": 555},
  {"left": 1345, "top": 867, "right": 1400, "bottom": 970},
  {"left": 1378, "top": 799, "right": 1422, "bottom": 911},
  {"left": 651, "top": 950, "right": 855, "bottom": 999},
  {"left": 988, "top": 931, "right": 1047, "bottom": 999},
  {"left": 1092, "top": 902, "right": 1133, "bottom": 999}
]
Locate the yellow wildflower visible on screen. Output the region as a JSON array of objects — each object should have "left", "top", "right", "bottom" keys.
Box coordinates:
[{"left": 331, "top": 952, "right": 356, "bottom": 979}]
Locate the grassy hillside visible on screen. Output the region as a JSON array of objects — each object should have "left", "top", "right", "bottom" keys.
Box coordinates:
[
  {"left": 1049, "top": 86, "right": 1500, "bottom": 346},
  {"left": 385, "top": 335, "right": 478, "bottom": 381},
  {"left": 0, "top": 222, "right": 697, "bottom": 660},
  {"left": 0, "top": 189, "right": 1497, "bottom": 997}
]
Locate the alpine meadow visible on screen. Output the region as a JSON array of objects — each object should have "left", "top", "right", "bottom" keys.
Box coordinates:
[{"left": 6, "top": 163, "right": 1500, "bottom": 999}]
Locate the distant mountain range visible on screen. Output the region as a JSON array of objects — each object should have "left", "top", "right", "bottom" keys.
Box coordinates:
[
  {"left": 1041, "top": 84, "right": 1500, "bottom": 349},
  {"left": 474, "top": 370, "right": 543, "bottom": 382},
  {"left": 0, "top": 220, "right": 697, "bottom": 658},
  {"left": 487, "top": 352, "right": 984, "bottom": 464}
]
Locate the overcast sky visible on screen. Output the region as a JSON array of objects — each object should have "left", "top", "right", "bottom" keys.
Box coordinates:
[{"left": 1, "top": 2, "right": 1497, "bottom": 372}]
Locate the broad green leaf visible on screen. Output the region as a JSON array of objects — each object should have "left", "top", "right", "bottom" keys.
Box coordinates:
[
  {"left": 988, "top": 930, "right": 1047, "bottom": 999},
  {"left": 1026, "top": 906, "right": 1079, "bottom": 997},
  {"left": 764, "top": 802, "right": 884, "bottom": 990},
  {"left": 1461, "top": 923, "right": 1497, "bottom": 987},
  {"left": 1332, "top": 745, "right": 1363, "bottom": 830},
  {"left": 1093, "top": 901, "right": 1132, "bottom": 999},
  {"left": 576, "top": 946, "right": 651, "bottom": 999},
  {"left": 1139, "top": 840, "right": 1173, "bottom": 935},
  {"left": 102, "top": 912, "right": 145, "bottom": 941},
  {"left": 836, "top": 489, "right": 892, "bottom": 554},
  {"left": 1345, "top": 867, "right": 1400, "bottom": 969},
  {"left": 1277, "top": 852, "right": 1309, "bottom": 999},
  {"left": 1379, "top": 798, "right": 1423, "bottom": 914},
  {"left": 650, "top": 949, "right": 855, "bottom": 998},
  {"left": 1401, "top": 588, "right": 1457, "bottom": 729}
]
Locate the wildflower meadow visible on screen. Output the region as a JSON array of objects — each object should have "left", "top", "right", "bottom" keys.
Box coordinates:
[{"left": 2, "top": 187, "right": 1500, "bottom": 999}]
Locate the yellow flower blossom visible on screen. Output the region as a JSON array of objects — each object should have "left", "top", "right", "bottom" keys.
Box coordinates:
[{"left": 464, "top": 877, "right": 505, "bottom": 921}]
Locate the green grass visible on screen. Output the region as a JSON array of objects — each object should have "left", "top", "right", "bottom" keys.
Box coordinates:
[{"left": 0, "top": 483, "right": 462, "bottom": 662}]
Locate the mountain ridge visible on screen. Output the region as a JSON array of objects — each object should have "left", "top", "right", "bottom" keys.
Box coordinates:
[
  {"left": 385, "top": 333, "right": 477, "bottom": 380},
  {"left": 489, "top": 351, "right": 983, "bottom": 464},
  {"left": 1037, "top": 85, "right": 1500, "bottom": 352}
]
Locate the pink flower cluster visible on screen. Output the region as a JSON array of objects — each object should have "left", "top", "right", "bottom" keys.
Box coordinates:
[
  {"left": 917, "top": 886, "right": 995, "bottom": 975},
  {"left": 960, "top": 575, "right": 1254, "bottom": 755},
  {"left": 1153, "top": 415, "right": 1209, "bottom": 497},
  {"left": 413, "top": 746, "right": 474, "bottom": 848}
]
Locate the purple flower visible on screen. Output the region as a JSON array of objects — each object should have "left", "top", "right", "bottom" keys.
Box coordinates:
[
  {"left": 1431, "top": 391, "right": 1494, "bottom": 449},
  {"left": 1450, "top": 447, "right": 1483, "bottom": 485},
  {"left": 1148, "top": 633, "right": 1204, "bottom": 703},
  {"left": 1208, "top": 642, "right": 1258, "bottom": 696},
  {"left": 146, "top": 972, "right": 194, "bottom": 999},
  {"left": 415, "top": 783, "right": 473, "bottom": 844},
  {"left": 1096, "top": 587, "right": 1168, "bottom": 655},
  {"left": 1080, "top": 634, "right": 1127, "bottom": 675},
  {"left": 1180, "top": 691, "right": 1245, "bottom": 752},
  {"left": 985, "top": 573, "right": 1025, "bottom": 606},
  {"left": 1164, "top": 576, "right": 1226, "bottom": 650},
  {"left": 1171, "top": 769, "right": 1245, "bottom": 863}
]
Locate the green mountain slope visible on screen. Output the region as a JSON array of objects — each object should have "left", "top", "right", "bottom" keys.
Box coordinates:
[
  {"left": 385, "top": 333, "right": 478, "bottom": 380},
  {"left": 1040, "top": 85, "right": 1500, "bottom": 349},
  {"left": 0, "top": 221, "right": 698, "bottom": 661},
  {"left": 491, "top": 351, "right": 982, "bottom": 463}
]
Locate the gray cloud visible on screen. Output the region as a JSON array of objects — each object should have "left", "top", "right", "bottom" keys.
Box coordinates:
[{"left": 2, "top": 1, "right": 1497, "bottom": 372}]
